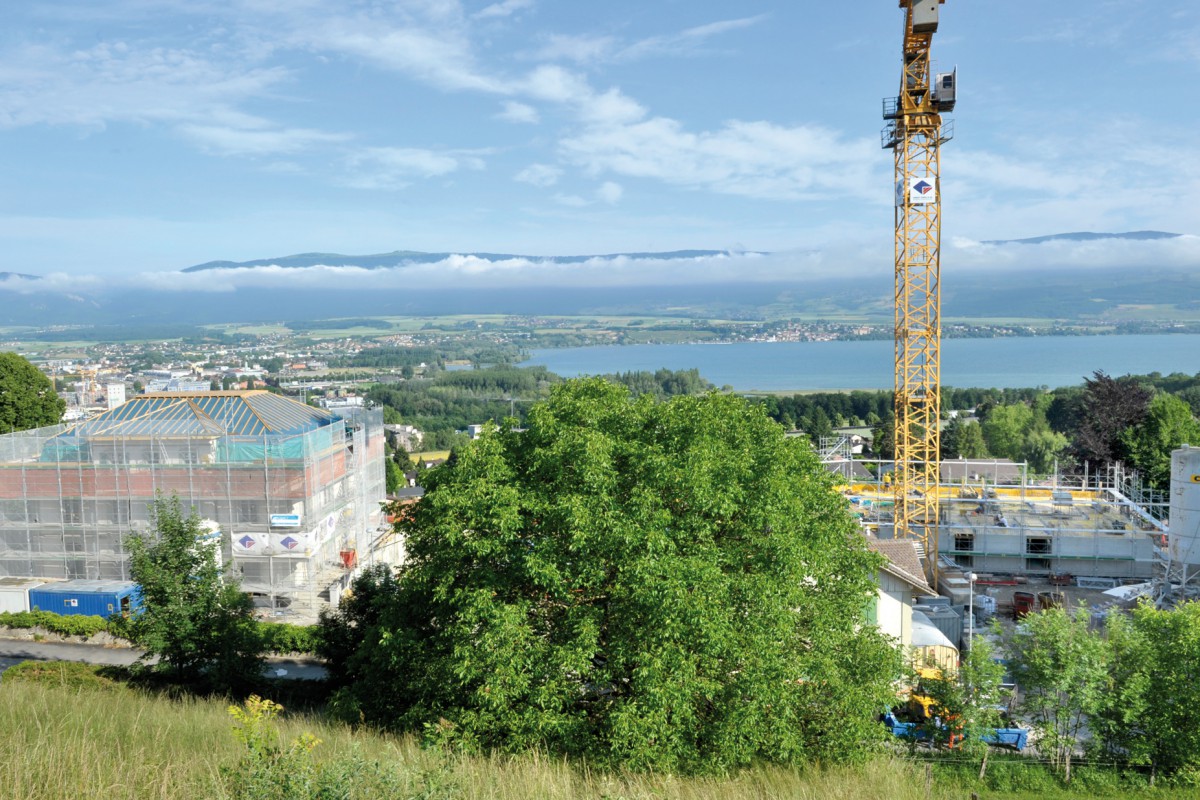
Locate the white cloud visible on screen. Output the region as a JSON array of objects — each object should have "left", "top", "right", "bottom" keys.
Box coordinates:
[
  {"left": 615, "top": 15, "right": 767, "bottom": 62},
  {"left": 127, "top": 250, "right": 800, "bottom": 292},
  {"left": 524, "top": 15, "right": 765, "bottom": 66},
  {"left": 554, "top": 194, "right": 588, "bottom": 207},
  {"left": 580, "top": 88, "right": 646, "bottom": 126},
  {"left": 497, "top": 100, "right": 539, "bottom": 124},
  {"left": 596, "top": 181, "right": 622, "bottom": 204},
  {"left": 521, "top": 64, "right": 593, "bottom": 104},
  {"left": 0, "top": 272, "right": 109, "bottom": 295},
  {"left": 515, "top": 163, "right": 561, "bottom": 187},
  {"left": 473, "top": 0, "right": 535, "bottom": 21},
  {"left": 0, "top": 41, "right": 291, "bottom": 130},
  {"left": 941, "top": 126, "right": 1200, "bottom": 239},
  {"left": 178, "top": 124, "right": 350, "bottom": 156},
  {"left": 10, "top": 235, "right": 1200, "bottom": 296},
  {"left": 313, "top": 23, "right": 505, "bottom": 93},
  {"left": 526, "top": 33, "right": 616, "bottom": 65},
  {"left": 342, "top": 146, "right": 485, "bottom": 190},
  {"left": 945, "top": 234, "right": 1200, "bottom": 275},
  {"left": 561, "top": 117, "right": 881, "bottom": 201},
  {"left": 517, "top": 66, "right": 645, "bottom": 125}
]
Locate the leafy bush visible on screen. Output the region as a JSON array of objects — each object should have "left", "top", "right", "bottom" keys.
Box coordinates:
[
  {"left": 258, "top": 621, "right": 321, "bottom": 655},
  {"left": 0, "top": 609, "right": 112, "bottom": 638}
]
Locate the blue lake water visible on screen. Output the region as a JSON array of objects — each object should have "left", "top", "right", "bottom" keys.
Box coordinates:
[{"left": 522, "top": 334, "right": 1200, "bottom": 391}]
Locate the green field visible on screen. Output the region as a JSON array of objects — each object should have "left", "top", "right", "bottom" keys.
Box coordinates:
[{"left": 0, "top": 664, "right": 1189, "bottom": 800}]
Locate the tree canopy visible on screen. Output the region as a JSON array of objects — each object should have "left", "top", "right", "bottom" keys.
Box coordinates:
[
  {"left": 1093, "top": 601, "right": 1200, "bottom": 780},
  {"left": 125, "top": 496, "right": 264, "bottom": 691},
  {"left": 1121, "top": 393, "right": 1200, "bottom": 489},
  {"left": 1071, "top": 371, "right": 1152, "bottom": 468},
  {"left": 321, "top": 378, "right": 899, "bottom": 772},
  {"left": 0, "top": 351, "right": 65, "bottom": 432}
]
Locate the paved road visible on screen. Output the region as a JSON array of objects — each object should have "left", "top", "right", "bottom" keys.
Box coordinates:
[{"left": 0, "top": 639, "right": 327, "bottom": 680}]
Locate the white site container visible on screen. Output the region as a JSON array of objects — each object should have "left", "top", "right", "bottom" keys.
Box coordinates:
[
  {"left": 0, "top": 577, "right": 47, "bottom": 614},
  {"left": 1169, "top": 447, "right": 1200, "bottom": 567}
]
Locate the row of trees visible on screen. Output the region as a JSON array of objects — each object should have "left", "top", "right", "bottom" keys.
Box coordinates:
[
  {"left": 959, "top": 372, "right": 1200, "bottom": 486},
  {"left": 368, "top": 367, "right": 718, "bottom": 451},
  {"left": 761, "top": 370, "right": 1200, "bottom": 488},
  {"left": 924, "top": 603, "right": 1200, "bottom": 785},
  {"left": 902, "top": 601, "right": 1200, "bottom": 786}
]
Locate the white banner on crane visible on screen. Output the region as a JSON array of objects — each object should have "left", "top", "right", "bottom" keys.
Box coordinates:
[{"left": 896, "top": 176, "right": 937, "bottom": 206}]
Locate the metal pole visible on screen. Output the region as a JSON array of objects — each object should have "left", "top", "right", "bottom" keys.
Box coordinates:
[{"left": 967, "top": 571, "right": 976, "bottom": 654}]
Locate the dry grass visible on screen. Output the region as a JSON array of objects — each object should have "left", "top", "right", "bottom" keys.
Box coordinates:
[{"left": 0, "top": 676, "right": 1188, "bottom": 800}]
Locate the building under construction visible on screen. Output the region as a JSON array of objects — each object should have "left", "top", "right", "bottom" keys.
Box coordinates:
[
  {"left": 833, "top": 455, "right": 1164, "bottom": 582},
  {"left": 0, "top": 391, "right": 386, "bottom": 617}
]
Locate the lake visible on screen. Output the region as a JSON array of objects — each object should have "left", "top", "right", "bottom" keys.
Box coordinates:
[{"left": 522, "top": 334, "right": 1200, "bottom": 391}]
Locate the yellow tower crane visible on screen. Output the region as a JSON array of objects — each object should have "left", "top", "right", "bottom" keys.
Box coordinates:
[{"left": 882, "top": 0, "right": 955, "bottom": 581}]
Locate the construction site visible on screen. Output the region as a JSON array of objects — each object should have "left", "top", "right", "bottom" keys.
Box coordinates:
[
  {"left": 837, "top": 459, "right": 1164, "bottom": 585},
  {"left": 0, "top": 391, "right": 387, "bottom": 620},
  {"left": 868, "top": 0, "right": 1176, "bottom": 599}
]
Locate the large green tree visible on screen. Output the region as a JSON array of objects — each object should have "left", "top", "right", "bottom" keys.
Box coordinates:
[
  {"left": 1092, "top": 601, "right": 1200, "bottom": 782},
  {"left": 125, "top": 496, "right": 264, "bottom": 690},
  {"left": 980, "top": 403, "right": 1033, "bottom": 461},
  {"left": 1072, "top": 370, "right": 1152, "bottom": 468},
  {"left": 324, "top": 379, "right": 899, "bottom": 772},
  {"left": 942, "top": 416, "right": 989, "bottom": 460},
  {"left": 1006, "top": 606, "right": 1109, "bottom": 782},
  {"left": 1121, "top": 393, "right": 1200, "bottom": 489},
  {"left": 0, "top": 352, "right": 65, "bottom": 432}
]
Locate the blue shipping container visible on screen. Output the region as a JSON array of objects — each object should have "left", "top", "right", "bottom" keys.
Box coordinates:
[{"left": 28, "top": 580, "right": 142, "bottom": 618}]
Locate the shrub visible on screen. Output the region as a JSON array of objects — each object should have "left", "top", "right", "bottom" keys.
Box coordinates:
[
  {"left": 0, "top": 609, "right": 111, "bottom": 638},
  {"left": 222, "top": 696, "right": 459, "bottom": 800},
  {"left": 258, "top": 621, "right": 321, "bottom": 655},
  {"left": 1, "top": 660, "right": 126, "bottom": 691}
]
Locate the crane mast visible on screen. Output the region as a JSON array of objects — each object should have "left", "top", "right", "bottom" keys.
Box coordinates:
[{"left": 882, "top": 0, "right": 955, "bottom": 581}]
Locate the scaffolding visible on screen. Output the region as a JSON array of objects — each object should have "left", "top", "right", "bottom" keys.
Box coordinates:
[
  {"left": 0, "top": 392, "right": 386, "bottom": 621},
  {"left": 844, "top": 459, "right": 1163, "bottom": 581}
]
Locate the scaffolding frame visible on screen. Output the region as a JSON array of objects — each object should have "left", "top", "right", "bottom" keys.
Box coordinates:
[
  {"left": 845, "top": 459, "right": 1162, "bottom": 581},
  {"left": 0, "top": 407, "right": 385, "bottom": 620}
]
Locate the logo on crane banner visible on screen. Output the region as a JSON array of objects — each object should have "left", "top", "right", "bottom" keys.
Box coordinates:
[{"left": 895, "top": 176, "right": 937, "bottom": 206}]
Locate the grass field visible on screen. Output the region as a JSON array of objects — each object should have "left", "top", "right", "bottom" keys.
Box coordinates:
[{"left": 0, "top": 664, "right": 1192, "bottom": 800}]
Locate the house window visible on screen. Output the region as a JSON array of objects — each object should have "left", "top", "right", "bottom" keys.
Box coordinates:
[
  {"left": 954, "top": 534, "right": 974, "bottom": 552},
  {"left": 1026, "top": 537, "right": 1051, "bottom": 555}
]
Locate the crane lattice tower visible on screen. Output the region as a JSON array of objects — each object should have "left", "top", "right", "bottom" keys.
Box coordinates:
[{"left": 882, "top": 0, "right": 955, "bottom": 580}]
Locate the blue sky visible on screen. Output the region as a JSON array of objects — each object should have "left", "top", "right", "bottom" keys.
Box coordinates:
[{"left": 1, "top": 0, "right": 1198, "bottom": 290}]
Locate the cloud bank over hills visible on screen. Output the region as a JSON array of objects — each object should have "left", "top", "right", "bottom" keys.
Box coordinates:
[
  {"left": 2, "top": 230, "right": 1194, "bottom": 297},
  {"left": 0, "top": 231, "right": 1198, "bottom": 329}
]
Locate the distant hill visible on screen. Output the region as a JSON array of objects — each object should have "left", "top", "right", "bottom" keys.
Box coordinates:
[
  {"left": 1, "top": 232, "right": 1196, "bottom": 328},
  {"left": 981, "top": 231, "right": 1182, "bottom": 245},
  {"left": 183, "top": 249, "right": 747, "bottom": 272}
]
